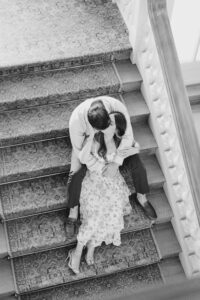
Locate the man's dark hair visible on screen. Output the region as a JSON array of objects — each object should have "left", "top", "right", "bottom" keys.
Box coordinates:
[{"left": 87, "top": 100, "right": 110, "bottom": 130}]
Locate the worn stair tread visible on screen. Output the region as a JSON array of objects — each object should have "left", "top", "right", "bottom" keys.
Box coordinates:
[
  {"left": 152, "top": 223, "right": 181, "bottom": 259},
  {"left": 0, "top": 0, "right": 131, "bottom": 71},
  {"left": 159, "top": 257, "right": 185, "bottom": 284},
  {"left": 0, "top": 155, "right": 164, "bottom": 220},
  {"left": 6, "top": 196, "right": 157, "bottom": 257},
  {"left": 0, "top": 92, "right": 148, "bottom": 147},
  {"left": 0, "top": 260, "right": 15, "bottom": 297},
  {"left": 0, "top": 124, "right": 158, "bottom": 184},
  {"left": 13, "top": 229, "right": 159, "bottom": 293},
  {"left": 0, "top": 63, "right": 121, "bottom": 111},
  {"left": 187, "top": 84, "right": 200, "bottom": 105},
  {"left": 20, "top": 263, "right": 163, "bottom": 300},
  {"left": 192, "top": 104, "right": 200, "bottom": 146}
]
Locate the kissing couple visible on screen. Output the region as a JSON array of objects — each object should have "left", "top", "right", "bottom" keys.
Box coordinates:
[{"left": 65, "top": 96, "right": 157, "bottom": 274}]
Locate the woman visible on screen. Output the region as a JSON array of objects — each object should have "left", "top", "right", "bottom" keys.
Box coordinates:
[{"left": 66, "top": 111, "right": 139, "bottom": 274}]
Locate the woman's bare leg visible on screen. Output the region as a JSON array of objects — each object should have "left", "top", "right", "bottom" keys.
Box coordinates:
[
  {"left": 85, "top": 241, "right": 95, "bottom": 265},
  {"left": 68, "top": 242, "right": 84, "bottom": 273}
]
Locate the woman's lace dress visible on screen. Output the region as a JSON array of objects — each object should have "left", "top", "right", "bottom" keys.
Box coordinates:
[{"left": 77, "top": 138, "right": 131, "bottom": 247}]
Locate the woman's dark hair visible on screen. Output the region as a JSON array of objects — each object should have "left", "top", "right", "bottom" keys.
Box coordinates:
[
  {"left": 88, "top": 100, "right": 111, "bottom": 130},
  {"left": 95, "top": 111, "right": 127, "bottom": 160}
]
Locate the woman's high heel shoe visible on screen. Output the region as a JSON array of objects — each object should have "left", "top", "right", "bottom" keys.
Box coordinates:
[{"left": 66, "top": 249, "right": 80, "bottom": 275}]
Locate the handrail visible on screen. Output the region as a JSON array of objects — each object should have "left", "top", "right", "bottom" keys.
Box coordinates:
[{"left": 147, "top": 0, "right": 200, "bottom": 223}]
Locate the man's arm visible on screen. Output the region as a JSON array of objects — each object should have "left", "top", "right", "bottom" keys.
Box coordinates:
[{"left": 69, "top": 110, "right": 104, "bottom": 173}]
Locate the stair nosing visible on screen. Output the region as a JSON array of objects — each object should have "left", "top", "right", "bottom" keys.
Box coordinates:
[{"left": 0, "top": 47, "right": 132, "bottom": 76}]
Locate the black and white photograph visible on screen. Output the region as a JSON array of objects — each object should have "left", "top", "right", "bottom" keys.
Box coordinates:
[{"left": 0, "top": 0, "right": 200, "bottom": 300}]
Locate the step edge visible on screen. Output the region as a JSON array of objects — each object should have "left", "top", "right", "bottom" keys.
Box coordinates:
[
  {"left": 151, "top": 223, "right": 181, "bottom": 259},
  {"left": 0, "top": 47, "right": 132, "bottom": 77}
]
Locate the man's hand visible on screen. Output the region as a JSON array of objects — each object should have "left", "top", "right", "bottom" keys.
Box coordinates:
[
  {"left": 102, "top": 162, "right": 119, "bottom": 177},
  {"left": 118, "top": 144, "right": 140, "bottom": 158}
]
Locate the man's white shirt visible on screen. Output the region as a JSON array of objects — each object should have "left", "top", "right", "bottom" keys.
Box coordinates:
[{"left": 69, "top": 96, "right": 134, "bottom": 172}]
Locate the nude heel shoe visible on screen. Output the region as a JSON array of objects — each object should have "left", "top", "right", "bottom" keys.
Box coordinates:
[{"left": 66, "top": 249, "right": 80, "bottom": 275}]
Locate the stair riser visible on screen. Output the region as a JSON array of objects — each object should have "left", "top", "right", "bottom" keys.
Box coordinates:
[
  {"left": 131, "top": 114, "right": 149, "bottom": 124},
  {"left": 0, "top": 49, "right": 131, "bottom": 78},
  {"left": 190, "top": 97, "right": 200, "bottom": 105}
]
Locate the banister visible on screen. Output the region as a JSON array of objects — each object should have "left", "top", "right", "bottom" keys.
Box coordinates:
[{"left": 147, "top": 0, "right": 200, "bottom": 223}]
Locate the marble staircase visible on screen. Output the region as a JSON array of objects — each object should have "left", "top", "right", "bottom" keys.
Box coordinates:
[{"left": 0, "top": 1, "right": 186, "bottom": 299}]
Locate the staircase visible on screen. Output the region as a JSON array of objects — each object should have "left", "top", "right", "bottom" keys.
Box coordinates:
[{"left": 0, "top": 1, "right": 186, "bottom": 299}]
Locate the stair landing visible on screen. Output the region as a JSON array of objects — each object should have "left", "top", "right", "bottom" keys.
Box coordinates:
[{"left": 0, "top": 0, "right": 130, "bottom": 70}]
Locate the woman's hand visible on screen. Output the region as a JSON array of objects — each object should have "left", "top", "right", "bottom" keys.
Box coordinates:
[{"left": 118, "top": 145, "right": 140, "bottom": 158}]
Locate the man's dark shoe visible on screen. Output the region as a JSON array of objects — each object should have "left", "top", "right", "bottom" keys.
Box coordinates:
[{"left": 136, "top": 194, "right": 157, "bottom": 220}]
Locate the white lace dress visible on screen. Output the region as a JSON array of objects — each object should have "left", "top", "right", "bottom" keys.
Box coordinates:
[{"left": 77, "top": 138, "right": 131, "bottom": 248}]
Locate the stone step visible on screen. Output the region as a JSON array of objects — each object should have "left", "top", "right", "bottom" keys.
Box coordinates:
[
  {"left": 159, "top": 256, "right": 186, "bottom": 284},
  {"left": 0, "top": 91, "right": 148, "bottom": 147},
  {"left": 0, "top": 222, "right": 180, "bottom": 298},
  {"left": 18, "top": 257, "right": 185, "bottom": 300},
  {"left": 0, "top": 154, "right": 165, "bottom": 221},
  {"left": 0, "top": 256, "right": 185, "bottom": 300},
  {"left": 0, "top": 60, "right": 141, "bottom": 111},
  {"left": 192, "top": 104, "right": 200, "bottom": 146},
  {"left": 20, "top": 264, "right": 163, "bottom": 300},
  {"left": 187, "top": 84, "right": 200, "bottom": 105},
  {"left": 0, "top": 0, "right": 131, "bottom": 76},
  {"left": 13, "top": 229, "right": 160, "bottom": 294},
  {"left": 0, "top": 123, "right": 157, "bottom": 185},
  {"left": 4, "top": 191, "right": 172, "bottom": 258},
  {"left": 152, "top": 223, "right": 181, "bottom": 258},
  {"left": 0, "top": 223, "right": 7, "bottom": 259},
  {"left": 11, "top": 222, "right": 179, "bottom": 294},
  {"left": 0, "top": 260, "right": 15, "bottom": 298}
]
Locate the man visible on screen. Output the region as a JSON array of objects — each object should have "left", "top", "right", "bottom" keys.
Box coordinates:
[{"left": 66, "top": 96, "right": 157, "bottom": 235}]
